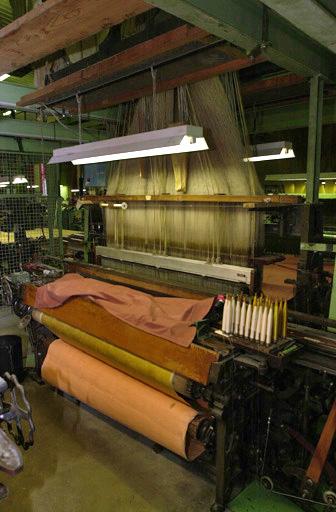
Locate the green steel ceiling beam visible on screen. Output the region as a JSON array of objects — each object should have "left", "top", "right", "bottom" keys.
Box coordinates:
[
  {"left": 245, "top": 96, "right": 336, "bottom": 133},
  {"left": 0, "top": 81, "right": 35, "bottom": 110},
  {"left": 261, "top": 0, "right": 336, "bottom": 54},
  {"left": 0, "top": 82, "right": 119, "bottom": 123},
  {"left": 149, "top": 0, "right": 336, "bottom": 80},
  {"left": 0, "top": 135, "right": 60, "bottom": 153},
  {"left": 0, "top": 118, "right": 101, "bottom": 143}
]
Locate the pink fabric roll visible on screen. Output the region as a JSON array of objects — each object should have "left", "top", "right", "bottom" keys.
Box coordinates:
[
  {"left": 35, "top": 274, "right": 214, "bottom": 347},
  {"left": 42, "top": 340, "right": 205, "bottom": 460}
]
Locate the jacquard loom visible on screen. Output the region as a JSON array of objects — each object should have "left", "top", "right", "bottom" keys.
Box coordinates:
[{"left": 1, "top": 74, "right": 333, "bottom": 511}]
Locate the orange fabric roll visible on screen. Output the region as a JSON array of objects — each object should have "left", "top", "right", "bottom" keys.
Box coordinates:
[{"left": 42, "top": 340, "right": 205, "bottom": 460}]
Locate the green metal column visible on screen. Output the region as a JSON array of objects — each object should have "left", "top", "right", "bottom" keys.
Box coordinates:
[
  {"left": 83, "top": 206, "right": 89, "bottom": 263},
  {"left": 297, "top": 76, "right": 324, "bottom": 314},
  {"left": 306, "top": 75, "right": 324, "bottom": 204},
  {"left": 46, "top": 164, "right": 62, "bottom": 257},
  {"left": 329, "top": 258, "right": 336, "bottom": 323}
]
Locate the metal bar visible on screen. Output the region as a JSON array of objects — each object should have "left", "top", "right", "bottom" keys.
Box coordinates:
[
  {"left": 96, "top": 246, "right": 254, "bottom": 285},
  {"left": 214, "top": 415, "right": 227, "bottom": 511},
  {"left": 288, "top": 309, "right": 336, "bottom": 329},
  {"left": 306, "top": 76, "right": 324, "bottom": 204},
  {"left": 82, "top": 194, "right": 302, "bottom": 205}
]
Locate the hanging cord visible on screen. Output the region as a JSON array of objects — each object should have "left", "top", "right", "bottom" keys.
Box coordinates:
[{"left": 76, "top": 93, "right": 82, "bottom": 144}]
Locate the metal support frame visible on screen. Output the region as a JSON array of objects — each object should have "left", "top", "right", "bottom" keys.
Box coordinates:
[
  {"left": 298, "top": 76, "right": 324, "bottom": 303},
  {"left": 211, "top": 412, "right": 228, "bottom": 512},
  {"left": 46, "top": 164, "right": 63, "bottom": 260},
  {"left": 149, "top": 0, "right": 336, "bottom": 80},
  {"left": 306, "top": 76, "right": 324, "bottom": 205}
]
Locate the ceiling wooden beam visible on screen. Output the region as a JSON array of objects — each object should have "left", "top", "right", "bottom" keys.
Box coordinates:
[
  {"left": 0, "top": 0, "right": 152, "bottom": 75},
  {"left": 241, "top": 73, "right": 306, "bottom": 96},
  {"left": 17, "top": 25, "right": 213, "bottom": 108},
  {"left": 59, "top": 48, "right": 265, "bottom": 113}
]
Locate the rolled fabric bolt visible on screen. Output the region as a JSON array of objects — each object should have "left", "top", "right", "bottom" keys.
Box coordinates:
[
  {"left": 221, "top": 298, "right": 227, "bottom": 332},
  {"left": 255, "top": 302, "right": 263, "bottom": 342},
  {"left": 266, "top": 305, "right": 273, "bottom": 346},
  {"left": 239, "top": 299, "right": 246, "bottom": 336},
  {"left": 253, "top": 294, "right": 257, "bottom": 307},
  {"left": 250, "top": 302, "right": 258, "bottom": 341},
  {"left": 225, "top": 297, "right": 232, "bottom": 334},
  {"left": 234, "top": 298, "right": 241, "bottom": 335},
  {"left": 260, "top": 305, "right": 268, "bottom": 344},
  {"left": 231, "top": 296, "right": 236, "bottom": 334},
  {"left": 244, "top": 302, "right": 252, "bottom": 338},
  {"left": 282, "top": 300, "right": 288, "bottom": 338},
  {"left": 273, "top": 300, "right": 279, "bottom": 342}
]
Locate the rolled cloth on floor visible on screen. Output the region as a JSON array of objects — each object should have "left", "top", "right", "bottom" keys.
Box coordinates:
[
  {"left": 35, "top": 274, "right": 214, "bottom": 347},
  {"left": 42, "top": 340, "right": 206, "bottom": 460}
]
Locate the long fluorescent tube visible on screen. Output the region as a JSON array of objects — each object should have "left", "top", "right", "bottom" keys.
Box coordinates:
[
  {"left": 12, "top": 175, "right": 28, "bottom": 184},
  {"left": 0, "top": 74, "right": 10, "bottom": 82},
  {"left": 244, "top": 141, "right": 295, "bottom": 162},
  {"left": 48, "top": 125, "right": 209, "bottom": 165}
]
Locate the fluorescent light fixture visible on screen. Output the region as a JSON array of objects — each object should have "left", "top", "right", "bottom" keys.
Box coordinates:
[
  {"left": 3, "top": 110, "right": 12, "bottom": 117},
  {"left": 0, "top": 184, "right": 8, "bottom": 188},
  {"left": 244, "top": 141, "right": 295, "bottom": 162},
  {"left": 321, "top": 181, "right": 326, "bottom": 185},
  {"left": 71, "top": 189, "right": 80, "bottom": 193},
  {"left": 48, "top": 125, "right": 209, "bottom": 165},
  {"left": 0, "top": 74, "right": 10, "bottom": 82},
  {"left": 27, "top": 185, "right": 39, "bottom": 189},
  {"left": 0, "top": 176, "right": 9, "bottom": 185},
  {"left": 12, "top": 175, "right": 28, "bottom": 184}
]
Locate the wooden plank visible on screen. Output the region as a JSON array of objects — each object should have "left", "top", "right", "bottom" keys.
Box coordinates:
[
  {"left": 241, "top": 73, "right": 305, "bottom": 96},
  {"left": 0, "top": 0, "right": 152, "bottom": 75},
  {"left": 24, "top": 285, "right": 219, "bottom": 384},
  {"left": 64, "top": 260, "right": 210, "bottom": 299},
  {"left": 305, "top": 400, "right": 336, "bottom": 485},
  {"left": 82, "top": 194, "right": 303, "bottom": 205},
  {"left": 18, "top": 25, "right": 212, "bottom": 107},
  {"left": 59, "top": 50, "right": 266, "bottom": 113}
]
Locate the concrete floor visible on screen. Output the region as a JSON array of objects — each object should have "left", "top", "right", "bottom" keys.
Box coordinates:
[{"left": 1, "top": 379, "right": 214, "bottom": 512}]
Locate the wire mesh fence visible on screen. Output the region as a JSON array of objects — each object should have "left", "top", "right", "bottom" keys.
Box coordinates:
[{"left": 0, "top": 152, "right": 63, "bottom": 278}]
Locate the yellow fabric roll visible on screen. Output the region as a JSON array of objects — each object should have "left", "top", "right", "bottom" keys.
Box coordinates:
[{"left": 35, "top": 311, "right": 181, "bottom": 399}]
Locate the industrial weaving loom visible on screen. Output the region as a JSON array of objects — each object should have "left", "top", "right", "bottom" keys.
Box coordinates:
[
  {"left": 7, "top": 263, "right": 336, "bottom": 512},
  {"left": 5, "top": 72, "right": 335, "bottom": 512}
]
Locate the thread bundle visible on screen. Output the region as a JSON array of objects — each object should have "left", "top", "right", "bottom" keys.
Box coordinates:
[{"left": 221, "top": 295, "right": 288, "bottom": 345}]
